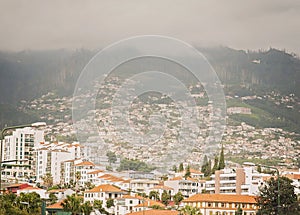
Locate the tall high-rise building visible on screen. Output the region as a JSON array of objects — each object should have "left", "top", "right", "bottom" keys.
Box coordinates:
[{"left": 1, "top": 127, "right": 44, "bottom": 181}]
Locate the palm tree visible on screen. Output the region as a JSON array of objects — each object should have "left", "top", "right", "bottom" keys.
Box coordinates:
[
  {"left": 93, "top": 199, "right": 108, "bottom": 214},
  {"left": 41, "top": 172, "right": 53, "bottom": 189},
  {"left": 180, "top": 205, "right": 202, "bottom": 215},
  {"left": 149, "top": 190, "right": 160, "bottom": 200},
  {"left": 75, "top": 171, "right": 81, "bottom": 192},
  {"left": 81, "top": 201, "right": 93, "bottom": 215},
  {"left": 16, "top": 192, "right": 42, "bottom": 214},
  {"left": 173, "top": 192, "right": 184, "bottom": 208},
  {"left": 61, "top": 194, "right": 83, "bottom": 215},
  {"left": 49, "top": 193, "right": 58, "bottom": 204}
]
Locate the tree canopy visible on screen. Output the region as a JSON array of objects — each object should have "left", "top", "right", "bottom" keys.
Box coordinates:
[{"left": 256, "top": 176, "right": 300, "bottom": 215}]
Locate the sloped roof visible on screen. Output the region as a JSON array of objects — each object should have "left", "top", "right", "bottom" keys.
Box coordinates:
[
  {"left": 134, "top": 200, "right": 165, "bottom": 208},
  {"left": 46, "top": 200, "right": 64, "bottom": 209},
  {"left": 85, "top": 184, "right": 122, "bottom": 193},
  {"left": 183, "top": 194, "right": 257, "bottom": 204},
  {"left": 75, "top": 161, "right": 95, "bottom": 166},
  {"left": 126, "top": 209, "right": 178, "bottom": 215}
]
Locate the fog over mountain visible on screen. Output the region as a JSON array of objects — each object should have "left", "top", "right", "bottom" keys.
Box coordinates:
[{"left": 0, "top": 47, "right": 299, "bottom": 104}]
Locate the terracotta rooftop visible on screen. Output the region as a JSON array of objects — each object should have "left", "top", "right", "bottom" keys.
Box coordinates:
[
  {"left": 20, "top": 187, "right": 43, "bottom": 191},
  {"left": 169, "top": 176, "right": 198, "bottom": 182},
  {"left": 126, "top": 209, "right": 178, "bottom": 215},
  {"left": 117, "top": 194, "right": 144, "bottom": 200},
  {"left": 151, "top": 185, "right": 174, "bottom": 190},
  {"left": 47, "top": 189, "right": 67, "bottom": 193},
  {"left": 134, "top": 200, "right": 165, "bottom": 208},
  {"left": 87, "top": 170, "right": 104, "bottom": 174},
  {"left": 75, "top": 161, "right": 95, "bottom": 166},
  {"left": 46, "top": 200, "right": 64, "bottom": 209},
  {"left": 6, "top": 183, "right": 28, "bottom": 188},
  {"left": 183, "top": 194, "right": 257, "bottom": 204},
  {"left": 85, "top": 184, "right": 122, "bottom": 193}
]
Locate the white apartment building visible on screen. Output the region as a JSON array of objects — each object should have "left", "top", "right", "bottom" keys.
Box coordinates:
[
  {"left": 35, "top": 142, "right": 83, "bottom": 184},
  {"left": 61, "top": 159, "right": 97, "bottom": 187},
  {"left": 84, "top": 184, "right": 125, "bottom": 214},
  {"left": 164, "top": 176, "right": 205, "bottom": 198},
  {"left": 205, "top": 167, "right": 270, "bottom": 195},
  {"left": 114, "top": 195, "right": 144, "bottom": 215},
  {"left": 130, "top": 179, "right": 160, "bottom": 195},
  {"left": 1, "top": 127, "right": 44, "bottom": 181},
  {"left": 75, "top": 160, "right": 95, "bottom": 187}
]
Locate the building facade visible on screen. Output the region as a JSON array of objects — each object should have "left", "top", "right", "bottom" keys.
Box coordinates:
[
  {"left": 183, "top": 193, "right": 257, "bottom": 215},
  {"left": 1, "top": 127, "right": 44, "bottom": 181}
]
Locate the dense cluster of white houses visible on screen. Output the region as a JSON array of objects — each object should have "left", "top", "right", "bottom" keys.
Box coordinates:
[{"left": 2, "top": 127, "right": 300, "bottom": 215}]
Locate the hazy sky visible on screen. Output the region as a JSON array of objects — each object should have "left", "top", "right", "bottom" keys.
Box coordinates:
[{"left": 1, "top": 0, "right": 300, "bottom": 54}]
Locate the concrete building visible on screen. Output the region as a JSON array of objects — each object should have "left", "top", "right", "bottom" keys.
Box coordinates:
[
  {"left": 35, "top": 142, "right": 83, "bottom": 184},
  {"left": 183, "top": 193, "right": 257, "bottom": 215},
  {"left": 114, "top": 195, "right": 144, "bottom": 215},
  {"left": 130, "top": 179, "right": 160, "bottom": 195},
  {"left": 205, "top": 167, "right": 269, "bottom": 195},
  {"left": 84, "top": 184, "right": 125, "bottom": 214},
  {"left": 1, "top": 127, "right": 44, "bottom": 181},
  {"left": 164, "top": 176, "right": 205, "bottom": 198}
]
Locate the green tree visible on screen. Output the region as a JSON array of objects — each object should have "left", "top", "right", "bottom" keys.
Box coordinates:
[
  {"left": 184, "top": 165, "right": 191, "bottom": 179},
  {"left": 41, "top": 172, "right": 53, "bottom": 189},
  {"left": 218, "top": 144, "right": 225, "bottom": 170},
  {"left": 202, "top": 156, "right": 212, "bottom": 177},
  {"left": 16, "top": 192, "right": 42, "bottom": 214},
  {"left": 179, "top": 163, "right": 184, "bottom": 172},
  {"left": 75, "top": 171, "right": 81, "bottom": 192},
  {"left": 49, "top": 193, "right": 58, "bottom": 204},
  {"left": 150, "top": 204, "right": 165, "bottom": 210},
  {"left": 179, "top": 205, "right": 202, "bottom": 215},
  {"left": 235, "top": 206, "right": 243, "bottom": 215},
  {"left": 106, "top": 198, "right": 114, "bottom": 208},
  {"left": 297, "top": 157, "right": 300, "bottom": 168},
  {"left": 149, "top": 190, "right": 160, "bottom": 201},
  {"left": 81, "top": 201, "right": 93, "bottom": 215},
  {"left": 211, "top": 155, "right": 219, "bottom": 173},
  {"left": 161, "top": 190, "right": 171, "bottom": 206},
  {"left": 138, "top": 192, "right": 148, "bottom": 198},
  {"left": 0, "top": 192, "right": 26, "bottom": 215},
  {"left": 93, "top": 200, "right": 108, "bottom": 214},
  {"left": 256, "top": 176, "right": 300, "bottom": 215},
  {"left": 106, "top": 151, "right": 117, "bottom": 165},
  {"left": 61, "top": 194, "right": 83, "bottom": 215},
  {"left": 118, "top": 158, "right": 155, "bottom": 172},
  {"left": 84, "top": 181, "right": 95, "bottom": 190},
  {"left": 172, "top": 165, "right": 177, "bottom": 172},
  {"left": 173, "top": 192, "right": 184, "bottom": 207},
  {"left": 257, "top": 165, "right": 262, "bottom": 173}
]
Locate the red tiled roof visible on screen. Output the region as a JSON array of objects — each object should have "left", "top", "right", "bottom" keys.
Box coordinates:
[
  {"left": 134, "top": 200, "right": 165, "bottom": 208},
  {"left": 87, "top": 170, "right": 104, "bottom": 174},
  {"left": 75, "top": 161, "right": 95, "bottom": 166},
  {"left": 183, "top": 194, "right": 257, "bottom": 204},
  {"left": 20, "top": 187, "right": 43, "bottom": 191},
  {"left": 85, "top": 184, "right": 122, "bottom": 193},
  {"left": 47, "top": 189, "right": 67, "bottom": 193},
  {"left": 126, "top": 210, "right": 178, "bottom": 215},
  {"left": 151, "top": 185, "right": 174, "bottom": 190},
  {"left": 46, "top": 200, "right": 64, "bottom": 209}
]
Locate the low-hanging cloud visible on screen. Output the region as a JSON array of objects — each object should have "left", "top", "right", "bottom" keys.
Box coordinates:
[{"left": 0, "top": 0, "right": 300, "bottom": 54}]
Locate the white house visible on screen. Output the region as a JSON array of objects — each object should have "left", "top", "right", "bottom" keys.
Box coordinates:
[{"left": 164, "top": 176, "right": 205, "bottom": 198}]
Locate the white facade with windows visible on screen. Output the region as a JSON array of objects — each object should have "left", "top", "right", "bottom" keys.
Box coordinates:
[{"left": 1, "top": 127, "right": 44, "bottom": 181}]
